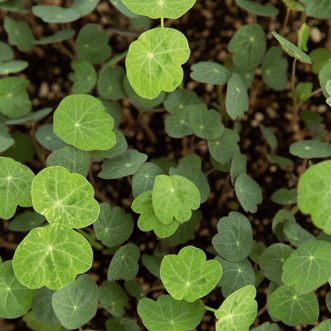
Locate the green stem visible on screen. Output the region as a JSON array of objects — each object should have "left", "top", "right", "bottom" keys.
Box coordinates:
[
  {"left": 291, "top": 58, "right": 298, "bottom": 105},
  {"left": 161, "top": 17, "right": 164, "bottom": 28},
  {"left": 297, "top": 88, "right": 322, "bottom": 109},
  {"left": 205, "top": 305, "right": 216, "bottom": 313},
  {"left": 127, "top": 176, "right": 132, "bottom": 187},
  {"left": 205, "top": 168, "right": 216, "bottom": 177},
  {"left": 76, "top": 229, "right": 103, "bottom": 250}
]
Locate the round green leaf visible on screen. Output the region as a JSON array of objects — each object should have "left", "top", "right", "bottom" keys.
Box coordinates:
[
  {"left": 126, "top": 27, "right": 190, "bottom": 99},
  {"left": 12, "top": 224, "right": 93, "bottom": 290},
  {"left": 97, "top": 66, "right": 126, "bottom": 100},
  {"left": 311, "top": 319, "right": 331, "bottom": 331},
  {"left": 272, "top": 209, "right": 296, "bottom": 241},
  {"left": 0, "top": 41, "right": 14, "bottom": 61},
  {"left": 0, "top": 77, "right": 31, "bottom": 118},
  {"left": 52, "top": 275, "right": 98, "bottom": 329},
  {"left": 0, "top": 156, "right": 34, "bottom": 219},
  {"left": 160, "top": 246, "right": 222, "bottom": 302},
  {"left": 108, "top": 243, "right": 140, "bottom": 281},
  {"left": 179, "top": 154, "right": 202, "bottom": 170},
  {"left": 53, "top": 94, "right": 116, "bottom": 151},
  {"left": 46, "top": 145, "right": 90, "bottom": 177},
  {"left": 290, "top": 140, "right": 331, "bottom": 158},
  {"left": 215, "top": 285, "right": 257, "bottom": 331},
  {"left": 190, "top": 61, "right": 231, "bottom": 85},
  {"left": 153, "top": 175, "right": 200, "bottom": 224},
  {"left": 23, "top": 311, "right": 64, "bottom": 331},
  {"left": 230, "top": 150, "right": 247, "bottom": 185},
  {"left": 309, "top": 48, "right": 331, "bottom": 74},
  {"left": 319, "top": 62, "right": 331, "bottom": 97},
  {"left": 0, "top": 60, "right": 28, "bottom": 75},
  {"left": 212, "top": 212, "right": 253, "bottom": 262},
  {"left": 295, "top": 82, "right": 314, "bottom": 100},
  {"left": 271, "top": 188, "right": 297, "bottom": 205},
  {"left": 36, "top": 124, "right": 66, "bottom": 151},
  {"left": 9, "top": 211, "right": 45, "bottom": 232},
  {"left": 99, "top": 98, "right": 121, "bottom": 127},
  {"left": 229, "top": 65, "right": 254, "bottom": 89},
  {"left": 98, "top": 149, "right": 148, "bottom": 179},
  {"left": 137, "top": 295, "right": 204, "bottom": 331},
  {"left": 71, "top": 0, "right": 99, "bottom": 16},
  {"left": 235, "top": 173, "right": 263, "bottom": 213},
  {"left": 32, "top": 166, "right": 100, "bottom": 228},
  {"left": 0, "top": 260, "right": 36, "bottom": 319},
  {"left": 228, "top": 24, "right": 266, "bottom": 70},
  {"left": 266, "top": 154, "right": 294, "bottom": 169},
  {"left": 272, "top": 31, "right": 312, "bottom": 63},
  {"left": 76, "top": 24, "right": 111, "bottom": 64},
  {"left": 249, "top": 240, "right": 266, "bottom": 264},
  {"left": 268, "top": 285, "right": 319, "bottom": 326},
  {"left": 283, "top": 221, "right": 316, "bottom": 247},
  {"left": 69, "top": 60, "right": 97, "bottom": 94},
  {"left": 301, "top": 0, "right": 331, "bottom": 19},
  {"left": 0, "top": 122, "right": 14, "bottom": 153},
  {"left": 32, "top": 5, "right": 80, "bottom": 23},
  {"left": 165, "top": 105, "right": 194, "bottom": 138},
  {"left": 93, "top": 203, "right": 134, "bottom": 248},
  {"left": 33, "top": 29, "right": 76, "bottom": 44},
  {"left": 142, "top": 249, "right": 164, "bottom": 278},
  {"left": 260, "top": 124, "right": 278, "bottom": 150},
  {"left": 106, "top": 316, "right": 139, "bottom": 331},
  {"left": 235, "top": 0, "right": 279, "bottom": 16},
  {"left": 124, "top": 280, "right": 146, "bottom": 301},
  {"left": 5, "top": 107, "right": 52, "bottom": 125},
  {"left": 100, "top": 280, "right": 128, "bottom": 316},
  {"left": 282, "top": 240, "right": 331, "bottom": 294},
  {"left": 110, "top": 0, "right": 141, "bottom": 18},
  {"left": 122, "top": 0, "right": 196, "bottom": 19}
]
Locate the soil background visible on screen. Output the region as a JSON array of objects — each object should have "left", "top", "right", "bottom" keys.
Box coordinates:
[{"left": 1, "top": 0, "right": 331, "bottom": 330}]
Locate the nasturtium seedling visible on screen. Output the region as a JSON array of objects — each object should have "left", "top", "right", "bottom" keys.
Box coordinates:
[
  {"left": 70, "top": 0, "right": 100, "bottom": 16},
  {"left": 97, "top": 66, "right": 126, "bottom": 100},
  {"left": 290, "top": 139, "right": 331, "bottom": 158},
  {"left": 36, "top": 124, "right": 66, "bottom": 151},
  {"left": 165, "top": 105, "right": 194, "bottom": 138},
  {"left": 301, "top": 0, "right": 331, "bottom": 19},
  {"left": 126, "top": 28, "right": 190, "bottom": 99},
  {"left": 69, "top": 60, "right": 97, "bottom": 94},
  {"left": 32, "top": 5, "right": 81, "bottom": 23},
  {"left": 235, "top": 0, "right": 279, "bottom": 16},
  {"left": 9, "top": 211, "right": 45, "bottom": 232},
  {"left": 270, "top": 188, "right": 297, "bottom": 205},
  {"left": 12, "top": 224, "right": 93, "bottom": 290},
  {"left": 32, "top": 166, "right": 100, "bottom": 228},
  {"left": 160, "top": 246, "right": 222, "bottom": 302},
  {"left": 190, "top": 61, "right": 231, "bottom": 85},
  {"left": 283, "top": 222, "right": 316, "bottom": 247}
]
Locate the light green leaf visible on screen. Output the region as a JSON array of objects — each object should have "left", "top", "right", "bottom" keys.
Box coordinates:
[
  {"left": 235, "top": 173, "right": 263, "bottom": 213},
  {"left": 0, "top": 60, "right": 28, "bottom": 75},
  {"left": 94, "top": 203, "right": 134, "bottom": 248},
  {"left": 282, "top": 240, "right": 331, "bottom": 294},
  {"left": 106, "top": 316, "right": 139, "bottom": 331},
  {"left": 160, "top": 246, "right": 222, "bottom": 302},
  {"left": 230, "top": 150, "right": 247, "bottom": 185},
  {"left": 309, "top": 48, "right": 331, "bottom": 74},
  {"left": 249, "top": 240, "right": 266, "bottom": 264},
  {"left": 188, "top": 104, "right": 224, "bottom": 139},
  {"left": 46, "top": 145, "right": 90, "bottom": 177},
  {"left": 215, "top": 256, "right": 255, "bottom": 298},
  {"left": 212, "top": 212, "right": 253, "bottom": 262},
  {"left": 0, "top": 260, "right": 36, "bottom": 318},
  {"left": 98, "top": 149, "right": 148, "bottom": 179},
  {"left": 108, "top": 243, "right": 140, "bottom": 281},
  {"left": 69, "top": 60, "right": 97, "bottom": 94},
  {"left": 208, "top": 128, "right": 240, "bottom": 163},
  {"left": 228, "top": 24, "right": 266, "bottom": 70},
  {"left": 319, "top": 62, "right": 331, "bottom": 98},
  {"left": 0, "top": 122, "right": 14, "bottom": 152},
  {"left": 9, "top": 211, "right": 45, "bottom": 232},
  {"left": 100, "top": 280, "right": 128, "bottom": 316},
  {"left": 138, "top": 295, "right": 204, "bottom": 331},
  {"left": 32, "top": 166, "right": 100, "bottom": 228},
  {"left": 260, "top": 243, "right": 294, "bottom": 285},
  {"left": 33, "top": 29, "right": 76, "bottom": 44},
  {"left": 226, "top": 73, "right": 249, "bottom": 119},
  {"left": 266, "top": 154, "right": 294, "bottom": 169},
  {"left": 326, "top": 80, "right": 331, "bottom": 106},
  {"left": 326, "top": 291, "right": 331, "bottom": 312},
  {"left": 52, "top": 275, "right": 98, "bottom": 329},
  {"left": 298, "top": 23, "right": 310, "bottom": 51},
  {"left": 153, "top": 174, "right": 200, "bottom": 224},
  {"left": 0, "top": 77, "right": 31, "bottom": 118},
  {"left": 121, "top": 0, "right": 196, "bottom": 19},
  {"left": 281, "top": 0, "right": 304, "bottom": 11},
  {"left": 165, "top": 105, "right": 194, "bottom": 138},
  {"left": 179, "top": 154, "right": 202, "bottom": 170},
  {"left": 235, "top": 0, "right": 279, "bottom": 16},
  {"left": 71, "top": 0, "right": 99, "bottom": 16},
  {"left": 76, "top": 24, "right": 111, "bottom": 64},
  {"left": 311, "top": 320, "right": 331, "bottom": 330},
  {"left": 215, "top": 285, "right": 257, "bottom": 331},
  {"left": 53, "top": 94, "right": 116, "bottom": 151},
  {"left": 301, "top": 0, "right": 331, "bottom": 19},
  {"left": 251, "top": 322, "right": 280, "bottom": 331},
  {"left": 4, "top": 17, "right": 35, "bottom": 52},
  {"left": 132, "top": 190, "right": 179, "bottom": 238},
  {"left": 283, "top": 221, "right": 316, "bottom": 247},
  {"left": 268, "top": 285, "right": 319, "bottom": 326},
  {"left": 23, "top": 311, "right": 65, "bottom": 331},
  {"left": 272, "top": 209, "right": 296, "bottom": 241},
  {"left": 272, "top": 31, "right": 312, "bottom": 63},
  {"left": 36, "top": 124, "right": 66, "bottom": 151},
  {"left": 126, "top": 28, "right": 190, "bottom": 99},
  {"left": 271, "top": 188, "right": 297, "bottom": 205},
  {"left": 12, "top": 224, "right": 93, "bottom": 290},
  {"left": 190, "top": 61, "right": 231, "bottom": 85},
  {"left": 0, "top": 157, "right": 34, "bottom": 219},
  {"left": 294, "top": 82, "right": 313, "bottom": 100},
  {"left": 290, "top": 140, "right": 331, "bottom": 158},
  {"left": 261, "top": 47, "right": 288, "bottom": 91},
  {"left": 109, "top": 0, "right": 141, "bottom": 18},
  {"left": 97, "top": 66, "right": 126, "bottom": 100},
  {"left": 32, "top": 5, "right": 81, "bottom": 23}
]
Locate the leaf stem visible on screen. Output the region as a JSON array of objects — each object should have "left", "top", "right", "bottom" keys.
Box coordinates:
[
  {"left": 281, "top": 8, "right": 291, "bottom": 36},
  {"left": 205, "top": 168, "right": 216, "bottom": 177},
  {"left": 127, "top": 175, "right": 132, "bottom": 187},
  {"left": 296, "top": 88, "right": 322, "bottom": 109},
  {"left": 205, "top": 305, "right": 216, "bottom": 313},
  {"left": 291, "top": 58, "right": 298, "bottom": 102},
  {"left": 161, "top": 17, "right": 164, "bottom": 28}
]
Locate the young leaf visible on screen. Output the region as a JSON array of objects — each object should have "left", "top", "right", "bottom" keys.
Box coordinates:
[
  {"left": 142, "top": 248, "right": 164, "bottom": 278},
  {"left": 97, "top": 66, "right": 126, "bottom": 100},
  {"left": 215, "top": 285, "right": 257, "bottom": 331},
  {"left": 23, "top": 311, "right": 64, "bottom": 331},
  {"left": 32, "top": 5, "right": 81, "bottom": 23},
  {"left": 230, "top": 150, "right": 247, "bottom": 185},
  {"left": 261, "top": 47, "right": 288, "bottom": 91},
  {"left": 179, "top": 154, "right": 202, "bottom": 170},
  {"left": 70, "top": 0, "right": 99, "bottom": 16},
  {"left": 215, "top": 256, "right": 255, "bottom": 297},
  {"left": 160, "top": 246, "right": 222, "bottom": 302},
  {"left": 99, "top": 281, "right": 128, "bottom": 316},
  {"left": 266, "top": 154, "right": 294, "bottom": 169},
  {"left": 283, "top": 222, "right": 316, "bottom": 247},
  {"left": 126, "top": 28, "right": 190, "bottom": 99},
  {"left": 281, "top": 0, "right": 304, "bottom": 11},
  {"left": 0, "top": 60, "right": 29, "bottom": 75},
  {"left": 0, "top": 123, "right": 14, "bottom": 153},
  {"left": 99, "top": 98, "right": 121, "bottom": 127},
  {"left": 251, "top": 322, "right": 280, "bottom": 331},
  {"left": 0, "top": 260, "right": 36, "bottom": 318},
  {"left": 235, "top": 173, "right": 263, "bottom": 213},
  {"left": 108, "top": 243, "right": 140, "bottom": 281},
  {"left": 9, "top": 211, "right": 45, "bottom": 232},
  {"left": 98, "top": 149, "right": 148, "bottom": 179},
  {"left": 271, "top": 31, "right": 312, "bottom": 63},
  {"left": 2, "top": 132, "right": 34, "bottom": 163},
  {"left": 229, "top": 65, "right": 255, "bottom": 89},
  {"left": 124, "top": 280, "right": 146, "bottom": 301},
  {"left": 0, "top": 157, "right": 34, "bottom": 219},
  {"left": 270, "top": 188, "right": 297, "bottom": 205},
  {"left": 12, "top": 224, "right": 93, "bottom": 290},
  {"left": 52, "top": 275, "right": 98, "bottom": 330},
  {"left": 32, "top": 166, "right": 100, "bottom": 228},
  {"left": 122, "top": 0, "right": 196, "bottom": 19},
  {"left": 165, "top": 105, "right": 194, "bottom": 138},
  {"left": 94, "top": 204, "right": 134, "bottom": 248},
  {"left": 294, "top": 82, "right": 313, "bottom": 100},
  {"left": 4, "top": 107, "right": 52, "bottom": 125},
  {"left": 320, "top": 62, "right": 331, "bottom": 97},
  {"left": 249, "top": 240, "right": 267, "bottom": 264},
  {"left": 152, "top": 175, "right": 200, "bottom": 224},
  {"left": 137, "top": 295, "right": 205, "bottom": 331},
  {"left": 35, "top": 124, "right": 66, "bottom": 151},
  {"left": 272, "top": 209, "right": 296, "bottom": 241},
  {"left": 290, "top": 140, "right": 331, "bottom": 158},
  {"left": 212, "top": 212, "right": 253, "bottom": 262},
  {"left": 33, "top": 29, "right": 76, "bottom": 44},
  {"left": 300, "top": 0, "right": 331, "bottom": 19},
  {"left": 311, "top": 319, "right": 331, "bottom": 330},
  {"left": 68, "top": 60, "right": 97, "bottom": 94},
  {"left": 268, "top": 285, "right": 319, "bottom": 326},
  {"left": 106, "top": 316, "right": 139, "bottom": 331},
  {"left": 228, "top": 24, "right": 266, "bottom": 70},
  {"left": 282, "top": 240, "right": 331, "bottom": 294},
  {"left": 309, "top": 48, "right": 331, "bottom": 74},
  {"left": 190, "top": 61, "right": 231, "bottom": 85},
  {"left": 298, "top": 23, "right": 310, "bottom": 51},
  {"left": 109, "top": 0, "right": 141, "bottom": 18},
  {"left": 235, "top": 0, "right": 279, "bottom": 16},
  {"left": 53, "top": 94, "right": 116, "bottom": 151},
  {"left": 0, "top": 41, "right": 14, "bottom": 61}
]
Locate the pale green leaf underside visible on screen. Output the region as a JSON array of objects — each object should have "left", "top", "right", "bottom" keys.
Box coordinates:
[
  {"left": 190, "top": 61, "right": 231, "bottom": 85},
  {"left": 32, "top": 5, "right": 80, "bottom": 23},
  {"left": 290, "top": 139, "right": 331, "bottom": 158},
  {"left": 122, "top": 0, "right": 196, "bottom": 19},
  {"left": 235, "top": 0, "right": 279, "bottom": 16},
  {"left": 160, "top": 246, "right": 222, "bottom": 302},
  {"left": 32, "top": 166, "right": 100, "bottom": 228},
  {"left": 126, "top": 28, "right": 190, "bottom": 99},
  {"left": 12, "top": 224, "right": 93, "bottom": 290}
]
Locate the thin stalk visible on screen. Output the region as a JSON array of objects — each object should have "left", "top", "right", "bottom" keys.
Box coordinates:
[
  {"left": 205, "top": 305, "right": 216, "bottom": 313},
  {"left": 281, "top": 8, "right": 290, "bottom": 36},
  {"left": 291, "top": 58, "right": 298, "bottom": 102},
  {"left": 297, "top": 88, "right": 322, "bottom": 109},
  {"left": 127, "top": 175, "right": 132, "bottom": 187},
  {"left": 161, "top": 17, "right": 164, "bottom": 28},
  {"left": 205, "top": 168, "right": 216, "bottom": 177}
]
